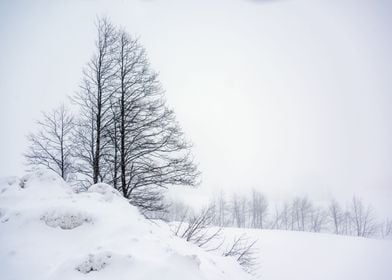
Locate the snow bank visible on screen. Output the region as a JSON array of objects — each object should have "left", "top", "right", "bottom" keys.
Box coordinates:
[{"left": 0, "top": 171, "right": 251, "bottom": 280}]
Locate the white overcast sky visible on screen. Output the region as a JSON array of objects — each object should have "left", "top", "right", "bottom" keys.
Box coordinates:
[{"left": 0, "top": 0, "right": 391, "bottom": 213}]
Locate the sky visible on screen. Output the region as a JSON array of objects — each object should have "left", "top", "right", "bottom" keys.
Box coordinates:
[{"left": 0, "top": 0, "right": 391, "bottom": 213}]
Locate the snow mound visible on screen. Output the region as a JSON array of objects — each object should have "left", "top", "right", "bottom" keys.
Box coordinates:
[
  {"left": 88, "top": 183, "right": 121, "bottom": 201},
  {"left": 19, "top": 169, "right": 68, "bottom": 189},
  {"left": 0, "top": 172, "right": 252, "bottom": 280}
]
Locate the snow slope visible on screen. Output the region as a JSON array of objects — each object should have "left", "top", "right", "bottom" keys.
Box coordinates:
[
  {"left": 0, "top": 171, "right": 251, "bottom": 280},
  {"left": 221, "top": 227, "right": 392, "bottom": 280},
  {"left": 1, "top": 171, "right": 391, "bottom": 280}
]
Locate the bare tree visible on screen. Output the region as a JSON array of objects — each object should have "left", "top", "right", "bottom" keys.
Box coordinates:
[
  {"left": 108, "top": 29, "right": 199, "bottom": 212},
  {"left": 289, "top": 197, "right": 300, "bottom": 230},
  {"left": 341, "top": 208, "right": 354, "bottom": 236},
  {"left": 231, "top": 193, "right": 248, "bottom": 228},
  {"left": 288, "top": 196, "right": 313, "bottom": 231},
  {"left": 214, "top": 190, "right": 228, "bottom": 227},
  {"left": 350, "top": 196, "right": 377, "bottom": 237},
  {"left": 309, "top": 206, "right": 327, "bottom": 232},
  {"left": 299, "top": 197, "right": 313, "bottom": 231},
  {"left": 250, "top": 189, "right": 268, "bottom": 229},
  {"left": 270, "top": 201, "right": 290, "bottom": 230},
  {"left": 70, "top": 18, "right": 199, "bottom": 211},
  {"left": 281, "top": 202, "right": 291, "bottom": 230},
  {"left": 72, "top": 17, "right": 118, "bottom": 185},
  {"left": 328, "top": 199, "right": 344, "bottom": 234},
  {"left": 380, "top": 218, "right": 392, "bottom": 239},
  {"left": 25, "top": 105, "right": 74, "bottom": 181}
]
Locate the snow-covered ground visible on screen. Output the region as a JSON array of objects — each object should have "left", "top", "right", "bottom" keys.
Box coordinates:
[
  {"left": 1, "top": 171, "right": 391, "bottom": 280},
  {"left": 0, "top": 171, "right": 251, "bottom": 280},
  {"left": 221, "top": 227, "right": 392, "bottom": 280}
]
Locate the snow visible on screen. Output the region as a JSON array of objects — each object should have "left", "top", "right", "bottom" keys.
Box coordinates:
[
  {"left": 0, "top": 171, "right": 251, "bottom": 280},
  {"left": 1, "top": 170, "right": 391, "bottom": 280},
  {"left": 220, "top": 227, "right": 392, "bottom": 280}
]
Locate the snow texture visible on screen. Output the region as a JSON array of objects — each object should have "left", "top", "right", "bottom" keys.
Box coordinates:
[
  {"left": 0, "top": 170, "right": 251, "bottom": 280},
  {"left": 220, "top": 227, "right": 392, "bottom": 280},
  {"left": 41, "top": 208, "right": 93, "bottom": 230},
  {"left": 1, "top": 170, "right": 391, "bottom": 280}
]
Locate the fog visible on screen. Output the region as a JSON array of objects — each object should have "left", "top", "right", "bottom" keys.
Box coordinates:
[{"left": 1, "top": 0, "right": 391, "bottom": 213}]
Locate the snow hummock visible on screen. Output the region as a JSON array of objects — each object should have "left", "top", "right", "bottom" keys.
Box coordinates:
[{"left": 0, "top": 171, "right": 251, "bottom": 280}]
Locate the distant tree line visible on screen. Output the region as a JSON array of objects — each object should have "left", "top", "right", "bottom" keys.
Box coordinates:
[
  {"left": 166, "top": 190, "right": 392, "bottom": 239},
  {"left": 24, "top": 17, "right": 199, "bottom": 213}
]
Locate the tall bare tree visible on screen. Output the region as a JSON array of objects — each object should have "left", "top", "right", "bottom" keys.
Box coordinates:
[
  {"left": 109, "top": 29, "right": 199, "bottom": 212},
  {"left": 73, "top": 17, "right": 118, "bottom": 184},
  {"left": 25, "top": 105, "right": 74, "bottom": 180}
]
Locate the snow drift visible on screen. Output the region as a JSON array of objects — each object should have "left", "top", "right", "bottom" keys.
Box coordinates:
[{"left": 0, "top": 171, "right": 251, "bottom": 280}]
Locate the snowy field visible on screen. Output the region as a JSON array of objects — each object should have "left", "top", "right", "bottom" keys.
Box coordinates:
[
  {"left": 0, "top": 171, "right": 391, "bottom": 280},
  {"left": 221, "top": 227, "right": 392, "bottom": 280}
]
